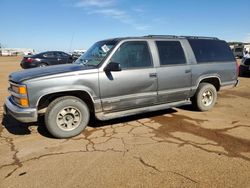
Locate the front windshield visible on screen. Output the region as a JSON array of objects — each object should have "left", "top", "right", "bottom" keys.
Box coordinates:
[{"left": 74, "top": 40, "right": 117, "bottom": 67}]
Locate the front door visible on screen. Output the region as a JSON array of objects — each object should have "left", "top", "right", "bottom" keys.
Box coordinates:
[{"left": 99, "top": 41, "right": 158, "bottom": 112}]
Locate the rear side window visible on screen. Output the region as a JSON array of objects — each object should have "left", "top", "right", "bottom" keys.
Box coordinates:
[
  {"left": 43, "top": 52, "right": 55, "bottom": 58},
  {"left": 188, "top": 39, "right": 235, "bottom": 63},
  {"left": 156, "top": 41, "right": 186, "bottom": 65},
  {"left": 55, "top": 52, "right": 68, "bottom": 58}
]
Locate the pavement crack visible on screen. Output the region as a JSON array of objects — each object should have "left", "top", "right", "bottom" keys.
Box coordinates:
[
  {"left": 167, "top": 170, "right": 198, "bottom": 184},
  {"left": 1, "top": 137, "right": 23, "bottom": 179},
  {"left": 0, "top": 148, "right": 125, "bottom": 175},
  {"left": 134, "top": 156, "right": 161, "bottom": 172}
]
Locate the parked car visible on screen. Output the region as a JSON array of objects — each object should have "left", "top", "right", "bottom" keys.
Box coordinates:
[
  {"left": 20, "top": 51, "right": 73, "bottom": 69},
  {"left": 72, "top": 50, "right": 86, "bottom": 61},
  {"left": 4, "top": 35, "right": 238, "bottom": 138},
  {"left": 232, "top": 47, "right": 244, "bottom": 59},
  {"left": 239, "top": 57, "right": 250, "bottom": 76}
]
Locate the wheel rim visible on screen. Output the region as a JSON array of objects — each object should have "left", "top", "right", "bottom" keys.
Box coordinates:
[
  {"left": 201, "top": 89, "right": 214, "bottom": 106},
  {"left": 56, "top": 106, "right": 82, "bottom": 131},
  {"left": 40, "top": 64, "right": 46, "bottom": 67}
]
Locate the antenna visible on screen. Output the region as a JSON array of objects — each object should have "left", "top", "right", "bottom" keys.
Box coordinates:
[{"left": 68, "top": 33, "right": 75, "bottom": 53}]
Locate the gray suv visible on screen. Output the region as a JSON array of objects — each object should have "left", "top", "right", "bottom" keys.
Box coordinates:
[{"left": 4, "top": 35, "right": 239, "bottom": 138}]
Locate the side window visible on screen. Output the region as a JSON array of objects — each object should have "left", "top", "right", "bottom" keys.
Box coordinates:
[
  {"left": 111, "top": 41, "right": 152, "bottom": 69},
  {"left": 156, "top": 41, "right": 186, "bottom": 65},
  {"left": 56, "top": 52, "right": 69, "bottom": 58},
  {"left": 43, "top": 52, "right": 54, "bottom": 58},
  {"left": 55, "top": 52, "right": 61, "bottom": 58},
  {"left": 188, "top": 39, "right": 235, "bottom": 63},
  {"left": 60, "top": 52, "right": 69, "bottom": 58}
]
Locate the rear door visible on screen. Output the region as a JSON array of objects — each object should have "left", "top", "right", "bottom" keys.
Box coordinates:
[
  {"left": 99, "top": 41, "right": 158, "bottom": 112},
  {"left": 42, "top": 52, "right": 58, "bottom": 65},
  {"left": 155, "top": 40, "right": 192, "bottom": 103}
]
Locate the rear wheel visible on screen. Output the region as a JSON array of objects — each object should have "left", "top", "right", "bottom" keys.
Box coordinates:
[
  {"left": 45, "top": 96, "right": 90, "bottom": 138},
  {"left": 192, "top": 83, "right": 217, "bottom": 111}
]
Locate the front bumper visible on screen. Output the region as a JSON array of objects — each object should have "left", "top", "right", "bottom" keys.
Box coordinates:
[{"left": 4, "top": 97, "right": 37, "bottom": 123}]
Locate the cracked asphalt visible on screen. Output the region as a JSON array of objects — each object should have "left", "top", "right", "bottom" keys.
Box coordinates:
[{"left": 0, "top": 57, "right": 250, "bottom": 187}]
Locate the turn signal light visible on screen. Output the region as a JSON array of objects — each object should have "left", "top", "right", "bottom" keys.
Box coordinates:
[
  {"left": 20, "top": 98, "right": 29, "bottom": 107},
  {"left": 19, "top": 86, "right": 27, "bottom": 94}
]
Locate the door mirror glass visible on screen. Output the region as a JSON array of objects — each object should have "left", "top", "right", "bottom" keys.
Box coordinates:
[{"left": 104, "top": 62, "right": 121, "bottom": 72}]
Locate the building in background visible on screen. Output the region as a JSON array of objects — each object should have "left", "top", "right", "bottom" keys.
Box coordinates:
[
  {"left": 0, "top": 48, "right": 35, "bottom": 56},
  {"left": 244, "top": 43, "right": 250, "bottom": 53}
]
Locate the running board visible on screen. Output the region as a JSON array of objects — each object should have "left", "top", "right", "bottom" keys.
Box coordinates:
[{"left": 95, "top": 100, "right": 191, "bottom": 121}]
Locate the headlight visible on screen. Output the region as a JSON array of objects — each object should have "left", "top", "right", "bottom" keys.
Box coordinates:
[
  {"left": 11, "top": 85, "right": 27, "bottom": 95},
  {"left": 9, "top": 83, "right": 29, "bottom": 107}
]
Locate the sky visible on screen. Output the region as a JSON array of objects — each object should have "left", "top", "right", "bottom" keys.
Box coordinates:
[{"left": 0, "top": 0, "right": 250, "bottom": 52}]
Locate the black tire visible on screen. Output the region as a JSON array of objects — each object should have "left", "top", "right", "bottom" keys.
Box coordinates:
[
  {"left": 45, "top": 96, "right": 90, "bottom": 138},
  {"left": 192, "top": 83, "right": 217, "bottom": 111},
  {"left": 39, "top": 63, "right": 48, "bottom": 67}
]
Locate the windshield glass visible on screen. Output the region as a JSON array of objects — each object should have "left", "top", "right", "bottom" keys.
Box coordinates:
[{"left": 74, "top": 40, "right": 117, "bottom": 67}]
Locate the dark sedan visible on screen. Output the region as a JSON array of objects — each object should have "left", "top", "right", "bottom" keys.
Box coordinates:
[
  {"left": 239, "top": 57, "right": 250, "bottom": 76},
  {"left": 20, "top": 51, "right": 73, "bottom": 69}
]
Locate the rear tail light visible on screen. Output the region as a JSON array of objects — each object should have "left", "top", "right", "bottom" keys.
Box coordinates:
[{"left": 25, "top": 57, "right": 34, "bottom": 63}]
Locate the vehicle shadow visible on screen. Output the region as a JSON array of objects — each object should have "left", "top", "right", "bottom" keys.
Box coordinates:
[
  {"left": 175, "top": 104, "right": 199, "bottom": 112},
  {"left": 1, "top": 108, "right": 178, "bottom": 138},
  {"left": 1, "top": 114, "right": 54, "bottom": 138},
  {"left": 1, "top": 114, "right": 33, "bottom": 135}
]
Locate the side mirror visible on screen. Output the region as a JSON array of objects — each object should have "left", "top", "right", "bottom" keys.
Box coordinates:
[{"left": 104, "top": 62, "right": 121, "bottom": 72}]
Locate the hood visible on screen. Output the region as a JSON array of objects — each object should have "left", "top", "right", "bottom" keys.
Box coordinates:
[{"left": 9, "top": 64, "right": 94, "bottom": 83}]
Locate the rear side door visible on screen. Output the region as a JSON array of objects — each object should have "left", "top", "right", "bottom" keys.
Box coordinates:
[
  {"left": 42, "top": 52, "right": 58, "bottom": 65},
  {"left": 155, "top": 40, "right": 192, "bottom": 103},
  {"left": 99, "top": 41, "right": 158, "bottom": 112}
]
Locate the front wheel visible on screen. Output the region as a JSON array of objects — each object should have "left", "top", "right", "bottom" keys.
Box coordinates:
[
  {"left": 45, "top": 96, "right": 90, "bottom": 138},
  {"left": 192, "top": 83, "right": 217, "bottom": 111}
]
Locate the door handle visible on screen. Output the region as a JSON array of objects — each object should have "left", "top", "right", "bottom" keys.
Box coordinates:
[
  {"left": 149, "top": 73, "right": 157, "bottom": 78},
  {"left": 185, "top": 69, "right": 191, "bottom": 73}
]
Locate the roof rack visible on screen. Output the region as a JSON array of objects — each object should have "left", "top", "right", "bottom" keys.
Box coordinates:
[
  {"left": 146, "top": 35, "right": 178, "bottom": 38},
  {"left": 180, "top": 35, "right": 218, "bottom": 40},
  {"left": 145, "top": 35, "right": 218, "bottom": 40}
]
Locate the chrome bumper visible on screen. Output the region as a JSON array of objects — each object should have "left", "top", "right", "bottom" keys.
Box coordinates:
[{"left": 4, "top": 97, "right": 37, "bottom": 123}]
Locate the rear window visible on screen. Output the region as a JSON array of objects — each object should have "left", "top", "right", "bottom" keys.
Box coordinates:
[
  {"left": 188, "top": 39, "right": 235, "bottom": 63},
  {"left": 235, "top": 48, "right": 243, "bottom": 52},
  {"left": 43, "top": 52, "right": 55, "bottom": 58}
]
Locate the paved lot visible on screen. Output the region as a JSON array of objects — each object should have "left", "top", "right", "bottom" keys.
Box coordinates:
[{"left": 0, "top": 57, "right": 250, "bottom": 187}]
